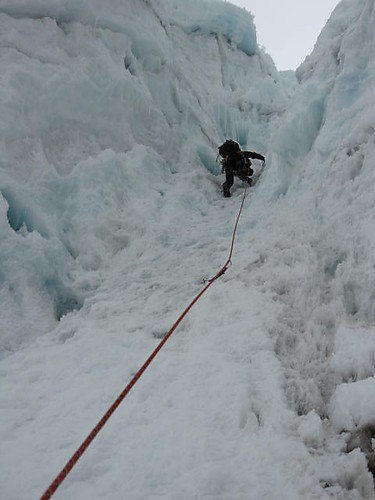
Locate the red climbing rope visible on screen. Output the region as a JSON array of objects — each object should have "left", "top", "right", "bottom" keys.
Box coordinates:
[{"left": 40, "top": 172, "right": 251, "bottom": 500}]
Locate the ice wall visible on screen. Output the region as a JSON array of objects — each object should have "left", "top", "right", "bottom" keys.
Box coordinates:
[
  {"left": 0, "top": 0, "right": 290, "bottom": 356},
  {"left": 269, "top": 0, "right": 375, "bottom": 191},
  {"left": 250, "top": 0, "right": 375, "bottom": 468},
  {"left": 266, "top": 0, "right": 375, "bottom": 325}
]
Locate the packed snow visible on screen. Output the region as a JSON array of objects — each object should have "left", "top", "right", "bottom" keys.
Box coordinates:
[{"left": 0, "top": 0, "right": 375, "bottom": 498}]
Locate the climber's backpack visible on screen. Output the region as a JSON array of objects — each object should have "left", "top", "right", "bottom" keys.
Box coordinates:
[
  {"left": 218, "top": 139, "right": 240, "bottom": 157},
  {"left": 218, "top": 140, "right": 253, "bottom": 179},
  {"left": 234, "top": 151, "right": 253, "bottom": 178}
]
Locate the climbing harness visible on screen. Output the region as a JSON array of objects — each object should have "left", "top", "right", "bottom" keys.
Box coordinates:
[{"left": 40, "top": 166, "right": 252, "bottom": 499}]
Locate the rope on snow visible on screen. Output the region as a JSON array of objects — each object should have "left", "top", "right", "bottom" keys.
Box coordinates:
[{"left": 40, "top": 166, "right": 252, "bottom": 499}]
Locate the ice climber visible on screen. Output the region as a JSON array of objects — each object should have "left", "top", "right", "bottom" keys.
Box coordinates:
[{"left": 218, "top": 140, "right": 265, "bottom": 197}]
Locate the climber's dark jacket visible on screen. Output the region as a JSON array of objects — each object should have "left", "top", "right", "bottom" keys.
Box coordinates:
[{"left": 222, "top": 150, "right": 265, "bottom": 197}]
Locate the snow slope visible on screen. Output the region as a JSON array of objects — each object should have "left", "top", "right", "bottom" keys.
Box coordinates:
[{"left": 1, "top": 0, "right": 375, "bottom": 498}]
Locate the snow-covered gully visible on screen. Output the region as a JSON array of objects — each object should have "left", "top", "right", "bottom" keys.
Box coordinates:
[{"left": 1, "top": 0, "right": 375, "bottom": 499}]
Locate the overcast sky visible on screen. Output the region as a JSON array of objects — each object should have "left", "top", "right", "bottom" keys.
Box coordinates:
[{"left": 228, "top": 0, "right": 339, "bottom": 70}]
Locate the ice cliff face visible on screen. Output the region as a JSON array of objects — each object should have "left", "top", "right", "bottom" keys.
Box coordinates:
[
  {"left": 0, "top": 0, "right": 291, "bottom": 356},
  {"left": 0, "top": 0, "right": 288, "bottom": 175},
  {"left": 266, "top": 0, "right": 375, "bottom": 331},
  {"left": 272, "top": 0, "right": 375, "bottom": 167},
  {"left": 252, "top": 0, "right": 375, "bottom": 470}
]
